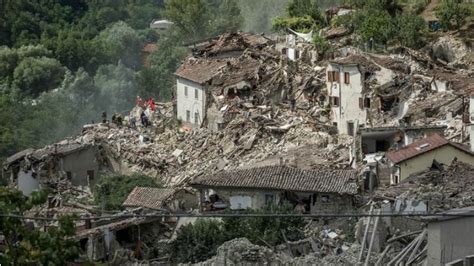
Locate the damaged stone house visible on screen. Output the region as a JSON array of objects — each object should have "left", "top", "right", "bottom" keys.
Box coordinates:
[
  {"left": 122, "top": 186, "right": 197, "bottom": 213},
  {"left": 386, "top": 134, "right": 474, "bottom": 184},
  {"left": 2, "top": 143, "right": 102, "bottom": 195},
  {"left": 326, "top": 55, "right": 382, "bottom": 135},
  {"left": 174, "top": 32, "right": 272, "bottom": 130},
  {"left": 190, "top": 165, "right": 358, "bottom": 213}
]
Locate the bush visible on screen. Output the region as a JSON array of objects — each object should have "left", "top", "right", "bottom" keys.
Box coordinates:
[
  {"left": 93, "top": 173, "right": 161, "bottom": 210},
  {"left": 435, "top": 0, "right": 471, "bottom": 30},
  {"left": 272, "top": 15, "right": 315, "bottom": 32},
  {"left": 170, "top": 203, "right": 306, "bottom": 263},
  {"left": 312, "top": 35, "right": 332, "bottom": 56},
  {"left": 395, "top": 14, "right": 427, "bottom": 48}
]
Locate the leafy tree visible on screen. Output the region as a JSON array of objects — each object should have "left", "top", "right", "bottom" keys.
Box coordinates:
[
  {"left": 0, "top": 188, "right": 79, "bottom": 265},
  {"left": 96, "top": 21, "right": 143, "bottom": 70},
  {"left": 287, "top": 0, "right": 325, "bottom": 25},
  {"left": 208, "top": 0, "right": 243, "bottom": 35},
  {"left": 170, "top": 204, "right": 306, "bottom": 263},
  {"left": 94, "top": 173, "right": 161, "bottom": 210},
  {"left": 272, "top": 16, "right": 316, "bottom": 32},
  {"left": 355, "top": 9, "right": 395, "bottom": 45},
  {"left": 171, "top": 219, "right": 227, "bottom": 263},
  {"left": 395, "top": 14, "right": 427, "bottom": 48},
  {"left": 163, "top": 0, "right": 212, "bottom": 41},
  {"left": 312, "top": 34, "right": 332, "bottom": 56},
  {"left": 435, "top": 0, "right": 471, "bottom": 30},
  {"left": 222, "top": 203, "right": 305, "bottom": 246},
  {"left": 137, "top": 32, "right": 187, "bottom": 100},
  {"left": 94, "top": 63, "right": 137, "bottom": 114},
  {"left": 13, "top": 56, "right": 65, "bottom": 97}
]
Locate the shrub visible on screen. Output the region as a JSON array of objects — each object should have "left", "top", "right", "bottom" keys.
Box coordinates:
[{"left": 93, "top": 173, "right": 161, "bottom": 210}]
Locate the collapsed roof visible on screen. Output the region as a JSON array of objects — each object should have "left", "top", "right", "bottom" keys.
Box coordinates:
[{"left": 191, "top": 165, "right": 358, "bottom": 195}]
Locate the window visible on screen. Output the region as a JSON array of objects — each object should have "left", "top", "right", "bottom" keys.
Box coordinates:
[
  {"left": 194, "top": 88, "right": 198, "bottom": 99},
  {"left": 66, "top": 171, "right": 72, "bottom": 179},
  {"left": 194, "top": 112, "right": 199, "bottom": 124},
  {"left": 328, "top": 71, "right": 338, "bottom": 82},
  {"left": 295, "top": 50, "right": 300, "bottom": 59},
  {"left": 347, "top": 122, "right": 354, "bottom": 136},
  {"left": 359, "top": 98, "right": 371, "bottom": 109},
  {"left": 265, "top": 194, "right": 274, "bottom": 205},
  {"left": 186, "top": 110, "right": 190, "bottom": 122},
  {"left": 331, "top": 96, "right": 340, "bottom": 107},
  {"left": 364, "top": 98, "right": 371, "bottom": 108},
  {"left": 184, "top": 86, "right": 188, "bottom": 97},
  {"left": 87, "top": 170, "right": 94, "bottom": 180},
  {"left": 344, "top": 72, "right": 350, "bottom": 84},
  {"left": 281, "top": 47, "right": 287, "bottom": 55},
  {"left": 321, "top": 194, "right": 330, "bottom": 203}
]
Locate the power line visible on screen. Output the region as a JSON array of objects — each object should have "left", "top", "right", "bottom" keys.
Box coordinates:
[{"left": 1, "top": 211, "right": 473, "bottom": 221}]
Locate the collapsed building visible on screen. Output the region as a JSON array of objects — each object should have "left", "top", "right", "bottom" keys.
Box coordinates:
[{"left": 2, "top": 26, "right": 474, "bottom": 265}]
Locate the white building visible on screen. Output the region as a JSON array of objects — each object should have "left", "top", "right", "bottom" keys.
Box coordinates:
[
  {"left": 327, "top": 55, "right": 377, "bottom": 135},
  {"left": 174, "top": 58, "right": 227, "bottom": 128}
]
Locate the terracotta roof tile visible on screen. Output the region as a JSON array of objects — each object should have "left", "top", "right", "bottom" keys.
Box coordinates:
[
  {"left": 175, "top": 58, "right": 228, "bottom": 84},
  {"left": 386, "top": 134, "right": 450, "bottom": 164},
  {"left": 191, "top": 166, "right": 358, "bottom": 195},
  {"left": 122, "top": 187, "right": 177, "bottom": 210}
]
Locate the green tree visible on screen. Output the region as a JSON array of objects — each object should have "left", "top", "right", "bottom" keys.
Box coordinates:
[
  {"left": 435, "top": 0, "right": 471, "bottom": 30},
  {"left": 13, "top": 56, "right": 65, "bottom": 97},
  {"left": 163, "top": 0, "right": 212, "bottom": 41},
  {"left": 395, "top": 14, "right": 427, "bottom": 48},
  {"left": 208, "top": 0, "right": 243, "bottom": 35},
  {"left": 355, "top": 9, "right": 395, "bottom": 45},
  {"left": 0, "top": 188, "right": 79, "bottom": 265},
  {"left": 137, "top": 32, "right": 187, "bottom": 100},
  {"left": 94, "top": 62, "right": 138, "bottom": 114},
  {"left": 287, "top": 0, "right": 325, "bottom": 25},
  {"left": 94, "top": 173, "right": 161, "bottom": 210},
  {"left": 171, "top": 219, "right": 227, "bottom": 263},
  {"left": 96, "top": 21, "right": 143, "bottom": 70}
]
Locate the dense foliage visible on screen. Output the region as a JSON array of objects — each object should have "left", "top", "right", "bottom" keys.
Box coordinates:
[
  {"left": 93, "top": 173, "right": 162, "bottom": 210},
  {"left": 0, "top": 188, "right": 79, "bottom": 265},
  {"left": 272, "top": 0, "right": 326, "bottom": 32},
  {"left": 435, "top": 0, "right": 472, "bottom": 31},
  {"left": 0, "top": 0, "right": 243, "bottom": 163},
  {"left": 170, "top": 204, "right": 305, "bottom": 263}
]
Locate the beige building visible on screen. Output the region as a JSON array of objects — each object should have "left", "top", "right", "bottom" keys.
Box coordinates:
[
  {"left": 191, "top": 165, "right": 358, "bottom": 213},
  {"left": 386, "top": 134, "right": 474, "bottom": 184}
]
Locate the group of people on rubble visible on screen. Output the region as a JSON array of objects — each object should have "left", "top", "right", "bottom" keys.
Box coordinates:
[{"left": 99, "top": 95, "right": 157, "bottom": 129}]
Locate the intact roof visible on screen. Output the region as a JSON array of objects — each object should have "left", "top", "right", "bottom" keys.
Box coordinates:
[
  {"left": 330, "top": 54, "right": 381, "bottom": 72},
  {"left": 191, "top": 166, "right": 358, "bottom": 195},
  {"left": 122, "top": 187, "right": 179, "bottom": 210},
  {"left": 175, "top": 58, "right": 228, "bottom": 85},
  {"left": 386, "top": 134, "right": 473, "bottom": 164}
]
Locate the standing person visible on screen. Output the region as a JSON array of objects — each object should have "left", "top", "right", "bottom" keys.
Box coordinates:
[
  {"left": 101, "top": 111, "right": 107, "bottom": 123},
  {"left": 136, "top": 96, "right": 143, "bottom": 108},
  {"left": 130, "top": 115, "right": 137, "bottom": 129},
  {"left": 140, "top": 111, "right": 149, "bottom": 128}
]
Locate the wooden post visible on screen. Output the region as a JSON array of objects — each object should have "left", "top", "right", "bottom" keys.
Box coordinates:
[
  {"left": 364, "top": 209, "right": 381, "bottom": 266},
  {"left": 358, "top": 203, "right": 374, "bottom": 263},
  {"left": 407, "top": 229, "right": 427, "bottom": 263}
]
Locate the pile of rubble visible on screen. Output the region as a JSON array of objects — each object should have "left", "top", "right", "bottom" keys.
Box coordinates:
[{"left": 374, "top": 161, "right": 474, "bottom": 212}]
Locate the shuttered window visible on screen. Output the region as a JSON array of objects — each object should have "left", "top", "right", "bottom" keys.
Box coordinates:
[{"left": 344, "top": 72, "right": 350, "bottom": 84}]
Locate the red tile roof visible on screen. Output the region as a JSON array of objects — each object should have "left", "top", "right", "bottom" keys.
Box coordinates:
[
  {"left": 122, "top": 187, "right": 177, "bottom": 210},
  {"left": 191, "top": 166, "right": 358, "bottom": 195},
  {"left": 386, "top": 134, "right": 473, "bottom": 164},
  {"left": 175, "top": 58, "right": 228, "bottom": 84}
]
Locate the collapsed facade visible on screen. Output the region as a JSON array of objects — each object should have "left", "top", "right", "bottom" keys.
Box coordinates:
[{"left": 2, "top": 24, "right": 474, "bottom": 264}]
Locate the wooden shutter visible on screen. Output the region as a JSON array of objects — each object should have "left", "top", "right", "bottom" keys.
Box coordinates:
[
  {"left": 334, "top": 71, "right": 340, "bottom": 82},
  {"left": 328, "top": 71, "right": 332, "bottom": 82},
  {"left": 344, "top": 72, "right": 350, "bottom": 84}
]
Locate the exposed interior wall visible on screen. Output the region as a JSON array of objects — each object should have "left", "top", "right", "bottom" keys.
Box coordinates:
[
  {"left": 427, "top": 216, "right": 474, "bottom": 265},
  {"left": 398, "top": 145, "right": 474, "bottom": 181},
  {"left": 327, "top": 63, "right": 366, "bottom": 135},
  {"left": 17, "top": 170, "right": 40, "bottom": 196},
  {"left": 61, "top": 147, "right": 100, "bottom": 187},
  {"left": 176, "top": 77, "right": 206, "bottom": 128}
]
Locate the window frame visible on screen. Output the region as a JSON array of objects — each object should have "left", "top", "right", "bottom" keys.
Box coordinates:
[
  {"left": 344, "top": 72, "right": 350, "bottom": 84},
  {"left": 186, "top": 110, "right": 190, "bottom": 122},
  {"left": 184, "top": 86, "right": 188, "bottom": 97},
  {"left": 194, "top": 88, "right": 198, "bottom": 99}
]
